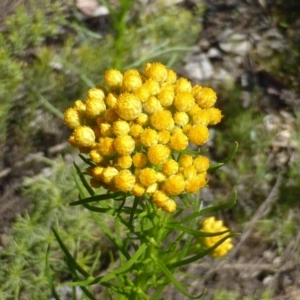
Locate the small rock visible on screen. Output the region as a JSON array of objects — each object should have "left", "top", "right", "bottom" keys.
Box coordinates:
[
  {"left": 207, "top": 47, "right": 222, "bottom": 59},
  {"left": 219, "top": 33, "right": 251, "bottom": 56},
  {"left": 263, "top": 275, "right": 273, "bottom": 286}
]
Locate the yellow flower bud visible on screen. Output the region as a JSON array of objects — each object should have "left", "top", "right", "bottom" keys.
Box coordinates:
[
  {"left": 179, "top": 154, "right": 193, "bottom": 167},
  {"left": 183, "top": 165, "right": 197, "bottom": 179},
  {"left": 162, "top": 159, "right": 179, "bottom": 176},
  {"left": 130, "top": 124, "right": 144, "bottom": 138},
  {"left": 173, "top": 92, "right": 195, "bottom": 112},
  {"left": 104, "top": 108, "right": 119, "bottom": 123},
  {"left": 144, "top": 62, "right": 168, "bottom": 83},
  {"left": 138, "top": 168, "right": 157, "bottom": 187},
  {"left": 170, "top": 132, "right": 188, "bottom": 151},
  {"left": 182, "top": 123, "right": 192, "bottom": 134},
  {"left": 64, "top": 108, "right": 83, "bottom": 129},
  {"left": 162, "top": 175, "right": 185, "bottom": 195},
  {"left": 104, "top": 69, "right": 123, "bottom": 89},
  {"left": 174, "top": 112, "right": 189, "bottom": 126},
  {"left": 68, "top": 135, "right": 77, "bottom": 146},
  {"left": 112, "top": 120, "right": 130, "bottom": 136},
  {"left": 150, "top": 110, "right": 174, "bottom": 131},
  {"left": 132, "top": 183, "right": 145, "bottom": 197},
  {"left": 136, "top": 113, "right": 149, "bottom": 126},
  {"left": 157, "top": 130, "right": 170, "bottom": 144},
  {"left": 202, "top": 216, "right": 233, "bottom": 257},
  {"left": 156, "top": 171, "right": 166, "bottom": 182},
  {"left": 73, "top": 126, "right": 96, "bottom": 147},
  {"left": 192, "top": 109, "right": 210, "bottom": 126},
  {"left": 105, "top": 93, "right": 118, "bottom": 108},
  {"left": 146, "top": 183, "right": 158, "bottom": 194},
  {"left": 143, "top": 79, "right": 160, "bottom": 96},
  {"left": 194, "top": 87, "right": 217, "bottom": 109},
  {"left": 188, "top": 103, "right": 201, "bottom": 116},
  {"left": 89, "top": 149, "right": 105, "bottom": 164},
  {"left": 92, "top": 166, "right": 104, "bottom": 180},
  {"left": 144, "top": 96, "right": 162, "bottom": 114},
  {"left": 116, "top": 155, "right": 132, "bottom": 169},
  {"left": 165, "top": 69, "right": 177, "bottom": 85},
  {"left": 135, "top": 85, "right": 150, "bottom": 103},
  {"left": 102, "top": 166, "right": 119, "bottom": 184},
  {"left": 163, "top": 199, "right": 176, "bottom": 213},
  {"left": 100, "top": 123, "right": 112, "bottom": 137},
  {"left": 158, "top": 84, "right": 174, "bottom": 107},
  {"left": 152, "top": 190, "right": 169, "bottom": 207},
  {"left": 132, "top": 152, "right": 148, "bottom": 168},
  {"left": 74, "top": 100, "right": 86, "bottom": 113},
  {"left": 185, "top": 173, "right": 206, "bottom": 193},
  {"left": 188, "top": 125, "right": 209, "bottom": 145},
  {"left": 207, "top": 108, "right": 223, "bottom": 125},
  {"left": 113, "top": 170, "right": 135, "bottom": 192},
  {"left": 140, "top": 128, "right": 159, "bottom": 147},
  {"left": 86, "top": 97, "right": 106, "bottom": 119},
  {"left": 174, "top": 78, "right": 192, "bottom": 93},
  {"left": 113, "top": 135, "right": 135, "bottom": 155},
  {"left": 116, "top": 93, "right": 142, "bottom": 121},
  {"left": 98, "top": 137, "right": 115, "bottom": 156},
  {"left": 147, "top": 144, "right": 170, "bottom": 165},
  {"left": 193, "top": 156, "right": 210, "bottom": 173},
  {"left": 87, "top": 87, "right": 105, "bottom": 102},
  {"left": 122, "top": 69, "right": 143, "bottom": 92}
]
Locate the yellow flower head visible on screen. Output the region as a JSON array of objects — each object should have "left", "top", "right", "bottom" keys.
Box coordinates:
[
  {"left": 113, "top": 170, "right": 135, "bottom": 192},
  {"left": 162, "top": 175, "right": 185, "bottom": 195},
  {"left": 132, "top": 152, "right": 148, "bottom": 168},
  {"left": 100, "top": 123, "right": 112, "bottom": 137},
  {"left": 143, "top": 79, "right": 160, "bottom": 96},
  {"left": 194, "top": 87, "right": 217, "bottom": 109},
  {"left": 179, "top": 154, "right": 193, "bottom": 168},
  {"left": 104, "top": 69, "right": 123, "bottom": 89},
  {"left": 86, "top": 96, "right": 106, "bottom": 119},
  {"left": 116, "top": 93, "right": 142, "bottom": 120},
  {"left": 98, "top": 137, "right": 115, "bottom": 156},
  {"left": 89, "top": 149, "right": 105, "bottom": 164},
  {"left": 130, "top": 123, "right": 144, "bottom": 138},
  {"left": 185, "top": 174, "right": 206, "bottom": 194},
  {"left": 73, "top": 126, "right": 96, "bottom": 147},
  {"left": 174, "top": 111, "right": 189, "bottom": 127},
  {"left": 136, "top": 113, "right": 149, "bottom": 126},
  {"left": 74, "top": 100, "right": 86, "bottom": 113},
  {"left": 174, "top": 78, "right": 192, "bottom": 93},
  {"left": 116, "top": 155, "right": 132, "bottom": 169},
  {"left": 147, "top": 144, "right": 170, "bottom": 165},
  {"left": 157, "top": 130, "right": 170, "bottom": 144},
  {"left": 105, "top": 93, "right": 118, "bottom": 108},
  {"left": 158, "top": 85, "right": 174, "bottom": 107},
  {"left": 144, "top": 62, "right": 168, "bottom": 83},
  {"left": 91, "top": 166, "right": 104, "bottom": 180},
  {"left": 150, "top": 110, "right": 175, "bottom": 131},
  {"left": 132, "top": 183, "right": 146, "bottom": 197},
  {"left": 170, "top": 132, "right": 188, "bottom": 151},
  {"left": 207, "top": 108, "right": 223, "bottom": 125},
  {"left": 193, "top": 156, "right": 210, "bottom": 173},
  {"left": 140, "top": 128, "right": 159, "bottom": 148},
  {"left": 64, "top": 108, "right": 83, "bottom": 129},
  {"left": 138, "top": 168, "right": 157, "bottom": 187},
  {"left": 162, "top": 159, "right": 179, "bottom": 176},
  {"left": 173, "top": 92, "right": 195, "bottom": 112},
  {"left": 114, "top": 135, "right": 135, "bottom": 155},
  {"left": 202, "top": 216, "right": 233, "bottom": 257},
  {"left": 122, "top": 69, "right": 143, "bottom": 92},
  {"left": 188, "top": 124, "right": 209, "bottom": 145},
  {"left": 135, "top": 85, "right": 150, "bottom": 103},
  {"left": 102, "top": 166, "right": 119, "bottom": 184},
  {"left": 112, "top": 120, "right": 130, "bottom": 136},
  {"left": 192, "top": 109, "right": 210, "bottom": 126},
  {"left": 144, "top": 96, "right": 162, "bottom": 114}
]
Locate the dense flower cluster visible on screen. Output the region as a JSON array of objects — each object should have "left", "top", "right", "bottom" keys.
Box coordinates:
[
  {"left": 202, "top": 217, "right": 233, "bottom": 257},
  {"left": 64, "top": 63, "right": 223, "bottom": 212}
]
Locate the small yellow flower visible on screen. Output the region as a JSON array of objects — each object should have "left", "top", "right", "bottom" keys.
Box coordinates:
[
  {"left": 188, "top": 125, "right": 209, "bottom": 145},
  {"left": 157, "top": 130, "right": 170, "bottom": 144},
  {"left": 146, "top": 183, "right": 158, "bottom": 194},
  {"left": 185, "top": 173, "right": 206, "bottom": 193},
  {"left": 114, "top": 135, "right": 135, "bottom": 155},
  {"left": 158, "top": 85, "right": 174, "bottom": 107},
  {"left": 156, "top": 171, "right": 166, "bottom": 182},
  {"left": 174, "top": 112, "right": 189, "bottom": 127},
  {"left": 192, "top": 109, "right": 210, "bottom": 126},
  {"left": 92, "top": 166, "right": 104, "bottom": 180},
  {"left": 112, "top": 120, "right": 131, "bottom": 136},
  {"left": 162, "top": 159, "right": 179, "bottom": 176},
  {"left": 116, "top": 155, "right": 132, "bottom": 169},
  {"left": 136, "top": 113, "right": 149, "bottom": 126},
  {"left": 132, "top": 152, "right": 148, "bottom": 168},
  {"left": 104, "top": 108, "right": 119, "bottom": 123},
  {"left": 140, "top": 128, "right": 159, "bottom": 148},
  {"left": 147, "top": 144, "right": 170, "bottom": 165},
  {"left": 182, "top": 165, "right": 197, "bottom": 179},
  {"left": 100, "top": 123, "right": 112, "bottom": 137},
  {"left": 174, "top": 78, "right": 192, "bottom": 93},
  {"left": 104, "top": 69, "right": 123, "bottom": 89},
  {"left": 132, "top": 183, "right": 146, "bottom": 197},
  {"left": 105, "top": 93, "right": 118, "bottom": 108},
  {"left": 207, "top": 108, "right": 223, "bottom": 125},
  {"left": 130, "top": 124, "right": 144, "bottom": 138},
  {"left": 87, "top": 87, "right": 105, "bottom": 102},
  {"left": 150, "top": 110, "right": 174, "bottom": 131},
  {"left": 194, "top": 87, "right": 217, "bottom": 109},
  {"left": 86, "top": 97, "right": 106, "bottom": 119},
  {"left": 143, "top": 79, "right": 160, "bottom": 96},
  {"left": 73, "top": 126, "right": 96, "bottom": 147},
  {"left": 162, "top": 175, "right": 185, "bottom": 195},
  {"left": 179, "top": 154, "right": 193, "bottom": 167},
  {"left": 102, "top": 166, "right": 119, "bottom": 184},
  {"left": 152, "top": 190, "right": 169, "bottom": 207},
  {"left": 193, "top": 156, "right": 210, "bottom": 173},
  {"left": 64, "top": 108, "right": 83, "bottom": 129},
  {"left": 170, "top": 132, "right": 188, "bottom": 151},
  {"left": 164, "top": 69, "right": 177, "bottom": 85},
  {"left": 162, "top": 199, "right": 177, "bottom": 213},
  {"left": 138, "top": 168, "right": 157, "bottom": 187},
  {"left": 144, "top": 62, "right": 168, "bottom": 83},
  {"left": 135, "top": 85, "right": 150, "bottom": 103},
  {"left": 113, "top": 170, "right": 135, "bottom": 192},
  {"left": 144, "top": 96, "right": 162, "bottom": 114},
  {"left": 89, "top": 149, "right": 105, "bottom": 164},
  {"left": 122, "top": 69, "right": 143, "bottom": 92},
  {"left": 173, "top": 92, "right": 195, "bottom": 112},
  {"left": 202, "top": 216, "right": 233, "bottom": 257},
  {"left": 98, "top": 137, "right": 115, "bottom": 156},
  {"left": 115, "top": 93, "right": 142, "bottom": 121},
  {"left": 74, "top": 100, "right": 86, "bottom": 113}
]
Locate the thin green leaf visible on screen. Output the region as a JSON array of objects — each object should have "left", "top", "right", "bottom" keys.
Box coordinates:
[
  {"left": 69, "top": 192, "right": 123, "bottom": 206},
  {"left": 155, "top": 258, "right": 204, "bottom": 299},
  {"left": 74, "top": 163, "right": 94, "bottom": 196},
  {"left": 177, "top": 190, "right": 237, "bottom": 224},
  {"left": 208, "top": 142, "right": 238, "bottom": 172},
  {"left": 168, "top": 234, "right": 234, "bottom": 268}
]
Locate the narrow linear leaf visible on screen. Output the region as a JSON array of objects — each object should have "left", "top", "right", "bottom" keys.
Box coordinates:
[
  {"left": 74, "top": 163, "right": 95, "bottom": 196},
  {"left": 155, "top": 258, "right": 204, "bottom": 299},
  {"left": 69, "top": 192, "right": 123, "bottom": 206}
]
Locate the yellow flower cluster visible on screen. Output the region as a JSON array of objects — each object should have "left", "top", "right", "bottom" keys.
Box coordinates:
[
  {"left": 202, "top": 217, "right": 233, "bottom": 257},
  {"left": 64, "top": 63, "right": 223, "bottom": 213}
]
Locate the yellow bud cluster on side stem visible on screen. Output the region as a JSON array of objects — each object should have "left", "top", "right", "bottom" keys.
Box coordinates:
[{"left": 64, "top": 62, "right": 223, "bottom": 213}]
